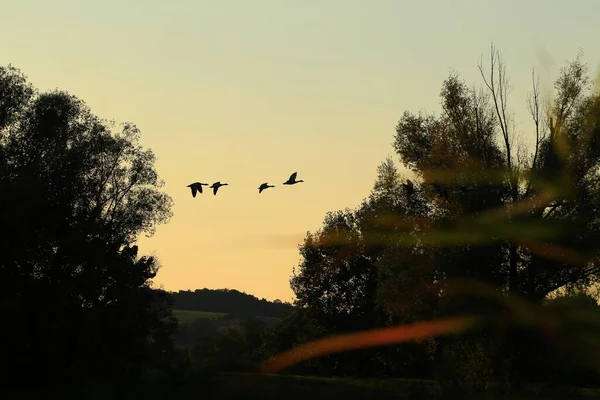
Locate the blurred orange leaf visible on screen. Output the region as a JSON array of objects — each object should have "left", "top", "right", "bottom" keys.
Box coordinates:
[{"left": 258, "top": 315, "right": 479, "bottom": 374}]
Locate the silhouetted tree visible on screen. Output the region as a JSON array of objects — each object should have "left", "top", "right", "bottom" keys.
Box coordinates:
[
  {"left": 185, "top": 317, "right": 269, "bottom": 374},
  {"left": 0, "top": 64, "right": 176, "bottom": 396},
  {"left": 286, "top": 45, "right": 600, "bottom": 391},
  {"left": 288, "top": 157, "right": 435, "bottom": 377},
  {"left": 391, "top": 46, "right": 600, "bottom": 391}
]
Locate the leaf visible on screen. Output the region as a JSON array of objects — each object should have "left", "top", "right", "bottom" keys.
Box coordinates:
[{"left": 258, "top": 315, "right": 479, "bottom": 374}]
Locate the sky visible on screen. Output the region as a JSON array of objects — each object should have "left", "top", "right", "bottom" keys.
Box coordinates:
[{"left": 2, "top": 0, "right": 599, "bottom": 302}]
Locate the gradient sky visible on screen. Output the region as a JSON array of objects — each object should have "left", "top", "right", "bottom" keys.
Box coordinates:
[{"left": 2, "top": 0, "right": 599, "bottom": 302}]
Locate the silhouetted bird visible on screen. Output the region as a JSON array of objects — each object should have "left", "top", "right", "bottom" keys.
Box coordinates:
[
  {"left": 283, "top": 172, "right": 304, "bottom": 185},
  {"left": 402, "top": 179, "right": 415, "bottom": 196},
  {"left": 210, "top": 181, "right": 228, "bottom": 195},
  {"left": 258, "top": 182, "right": 275, "bottom": 193},
  {"left": 187, "top": 182, "right": 209, "bottom": 197}
]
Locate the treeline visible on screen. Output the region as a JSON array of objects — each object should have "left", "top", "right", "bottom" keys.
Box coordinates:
[{"left": 171, "top": 288, "right": 295, "bottom": 318}]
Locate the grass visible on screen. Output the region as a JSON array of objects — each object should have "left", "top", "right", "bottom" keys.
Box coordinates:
[
  {"left": 193, "top": 372, "right": 600, "bottom": 400},
  {"left": 172, "top": 309, "right": 228, "bottom": 324},
  {"left": 201, "top": 373, "right": 429, "bottom": 400}
]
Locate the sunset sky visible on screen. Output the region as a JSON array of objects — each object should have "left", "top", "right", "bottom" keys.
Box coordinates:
[{"left": 2, "top": 0, "right": 599, "bottom": 302}]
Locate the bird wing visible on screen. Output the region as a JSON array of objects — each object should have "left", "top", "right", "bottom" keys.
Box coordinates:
[
  {"left": 289, "top": 172, "right": 297, "bottom": 181},
  {"left": 259, "top": 187, "right": 264, "bottom": 193},
  {"left": 191, "top": 186, "right": 197, "bottom": 197},
  {"left": 213, "top": 185, "right": 219, "bottom": 195},
  {"left": 198, "top": 184, "right": 203, "bottom": 194}
]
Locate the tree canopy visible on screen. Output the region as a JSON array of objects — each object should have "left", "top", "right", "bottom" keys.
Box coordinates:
[
  {"left": 0, "top": 64, "right": 176, "bottom": 395},
  {"left": 287, "top": 45, "right": 600, "bottom": 390}
]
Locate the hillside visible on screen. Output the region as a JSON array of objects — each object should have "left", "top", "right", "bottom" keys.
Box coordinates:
[
  {"left": 170, "top": 288, "right": 295, "bottom": 319},
  {"left": 172, "top": 309, "right": 228, "bottom": 324},
  {"left": 170, "top": 288, "right": 296, "bottom": 348}
]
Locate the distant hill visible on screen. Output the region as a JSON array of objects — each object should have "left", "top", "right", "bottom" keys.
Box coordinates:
[
  {"left": 172, "top": 309, "right": 228, "bottom": 324},
  {"left": 169, "top": 289, "right": 296, "bottom": 348},
  {"left": 170, "top": 288, "right": 296, "bottom": 319}
]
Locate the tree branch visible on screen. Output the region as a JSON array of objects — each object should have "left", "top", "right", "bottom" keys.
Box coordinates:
[
  {"left": 478, "top": 43, "right": 512, "bottom": 171},
  {"left": 525, "top": 68, "right": 542, "bottom": 197}
]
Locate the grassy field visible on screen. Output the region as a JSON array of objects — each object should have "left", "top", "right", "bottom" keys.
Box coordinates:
[
  {"left": 193, "top": 372, "right": 600, "bottom": 400},
  {"left": 172, "top": 309, "right": 228, "bottom": 324}
]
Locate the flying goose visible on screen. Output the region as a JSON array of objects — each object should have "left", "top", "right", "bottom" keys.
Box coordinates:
[
  {"left": 187, "top": 182, "right": 209, "bottom": 198},
  {"left": 283, "top": 172, "right": 304, "bottom": 185},
  {"left": 209, "top": 181, "right": 229, "bottom": 195},
  {"left": 258, "top": 182, "right": 275, "bottom": 193}
]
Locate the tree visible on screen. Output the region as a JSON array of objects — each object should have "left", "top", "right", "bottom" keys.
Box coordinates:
[
  {"left": 288, "top": 156, "right": 437, "bottom": 377},
  {"left": 0, "top": 64, "right": 175, "bottom": 394},
  {"left": 285, "top": 44, "right": 600, "bottom": 390},
  {"left": 390, "top": 45, "right": 600, "bottom": 389}
]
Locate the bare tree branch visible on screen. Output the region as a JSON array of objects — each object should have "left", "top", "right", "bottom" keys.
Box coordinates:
[
  {"left": 527, "top": 68, "right": 542, "bottom": 168},
  {"left": 478, "top": 43, "right": 512, "bottom": 171}
]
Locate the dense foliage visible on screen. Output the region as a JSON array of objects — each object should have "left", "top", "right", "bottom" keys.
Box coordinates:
[{"left": 0, "top": 64, "right": 177, "bottom": 397}]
